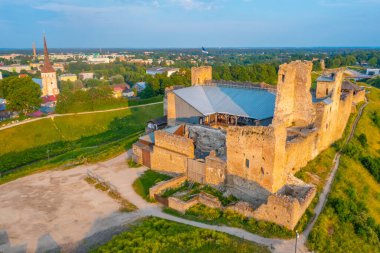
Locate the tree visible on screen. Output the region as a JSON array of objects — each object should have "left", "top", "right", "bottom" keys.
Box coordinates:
[
  {"left": 368, "top": 57, "right": 378, "bottom": 67},
  {"left": 4, "top": 76, "right": 42, "bottom": 114}
]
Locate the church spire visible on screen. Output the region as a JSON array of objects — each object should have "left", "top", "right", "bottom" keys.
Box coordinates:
[{"left": 41, "top": 34, "right": 55, "bottom": 73}]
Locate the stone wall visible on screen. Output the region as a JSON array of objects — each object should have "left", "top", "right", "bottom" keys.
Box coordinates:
[
  {"left": 155, "top": 131, "right": 195, "bottom": 157},
  {"left": 284, "top": 129, "right": 319, "bottom": 174},
  {"left": 151, "top": 146, "right": 189, "bottom": 173},
  {"left": 273, "top": 61, "right": 316, "bottom": 127},
  {"left": 226, "top": 126, "right": 287, "bottom": 193},
  {"left": 191, "top": 66, "right": 212, "bottom": 85},
  {"left": 353, "top": 90, "right": 366, "bottom": 104},
  {"left": 149, "top": 175, "right": 187, "bottom": 199},
  {"left": 167, "top": 192, "right": 222, "bottom": 213},
  {"left": 198, "top": 192, "right": 222, "bottom": 208},
  {"left": 252, "top": 185, "right": 316, "bottom": 230},
  {"left": 132, "top": 143, "right": 143, "bottom": 165},
  {"left": 226, "top": 201, "right": 256, "bottom": 217},
  {"left": 168, "top": 197, "right": 199, "bottom": 213},
  {"left": 167, "top": 92, "right": 177, "bottom": 126},
  {"left": 187, "top": 158, "right": 206, "bottom": 183},
  {"left": 205, "top": 154, "right": 227, "bottom": 186}
]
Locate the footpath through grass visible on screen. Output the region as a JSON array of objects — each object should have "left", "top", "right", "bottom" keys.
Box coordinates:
[
  {"left": 307, "top": 87, "right": 380, "bottom": 253},
  {"left": 0, "top": 103, "right": 163, "bottom": 184},
  {"left": 91, "top": 217, "right": 270, "bottom": 253}
]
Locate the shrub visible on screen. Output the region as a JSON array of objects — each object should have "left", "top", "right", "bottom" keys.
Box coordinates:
[
  {"left": 186, "top": 204, "right": 222, "bottom": 221},
  {"left": 357, "top": 133, "right": 368, "bottom": 148},
  {"left": 127, "top": 158, "right": 140, "bottom": 168},
  {"left": 360, "top": 156, "right": 380, "bottom": 182}
]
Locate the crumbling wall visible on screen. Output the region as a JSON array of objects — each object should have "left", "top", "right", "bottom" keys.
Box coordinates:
[
  {"left": 132, "top": 143, "right": 143, "bottom": 165},
  {"left": 226, "top": 126, "right": 287, "bottom": 193},
  {"left": 226, "top": 201, "right": 256, "bottom": 217},
  {"left": 149, "top": 175, "right": 187, "bottom": 199},
  {"left": 252, "top": 184, "right": 316, "bottom": 230},
  {"left": 273, "top": 61, "right": 316, "bottom": 127},
  {"left": 191, "top": 66, "right": 212, "bottom": 85},
  {"left": 285, "top": 130, "right": 319, "bottom": 174},
  {"left": 187, "top": 158, "right": 206, "bottom": 183},
  {"left": 168, "top": 192, "right": 222, "bottom": 213},
  {"left": 205, "top": 154, "right": 227, "bottom": 186},
  {"left": 186, "top": 125, "right": 226, "bottom": 158},
  {"left": 168, "top": 197, "right": 199, "bottom": 213}
]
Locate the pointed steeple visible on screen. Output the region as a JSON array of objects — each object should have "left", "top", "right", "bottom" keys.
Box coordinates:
[{"left": 41, "top": 34, "right": 55, "bottom": 73}]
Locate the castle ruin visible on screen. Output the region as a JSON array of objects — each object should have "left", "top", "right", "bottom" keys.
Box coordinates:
[{"left": 132, "top": 61, "right": 365, "bottom": 229}]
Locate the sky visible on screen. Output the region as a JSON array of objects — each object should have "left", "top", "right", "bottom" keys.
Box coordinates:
[{"left": 0, "top": 0, "right": 380, "bottom": 48}]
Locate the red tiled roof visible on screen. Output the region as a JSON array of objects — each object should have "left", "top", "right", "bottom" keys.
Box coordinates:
[{"left": 42, "top": 95, "right": 57, "bottom": 103}]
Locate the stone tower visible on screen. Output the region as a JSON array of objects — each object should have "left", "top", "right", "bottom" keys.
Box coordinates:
[
  {"left": 272, "top": 61, "right": 316, "bottom": 127},
  {"left": 32, "top": 42, "right": 37, "bottom": 61},
  {"left": 41, "top": 35, "right": 59, "bottom": 96},
  {"left": 191, "top": 66, "right": 212, "bottom": 85}
]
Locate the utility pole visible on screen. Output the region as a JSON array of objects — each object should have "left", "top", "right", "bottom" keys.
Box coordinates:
[
  {"left": 294, "top": 230, "right": 299, "bottom": 253},
  {"left": 47, "top": 148, "right": 50, "bottom": 161}
]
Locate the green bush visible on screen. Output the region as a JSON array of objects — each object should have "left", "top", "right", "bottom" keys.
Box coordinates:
[
  {"left": 92, "top": 217, "right": 270, "bottom": 253},
  {"left": 360, "top": 156, "right": 380, "bottom": 183}
]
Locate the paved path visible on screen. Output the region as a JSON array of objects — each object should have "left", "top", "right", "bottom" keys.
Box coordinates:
[{"left": 0, "top": 101, "right": 163, "bottom": 131}]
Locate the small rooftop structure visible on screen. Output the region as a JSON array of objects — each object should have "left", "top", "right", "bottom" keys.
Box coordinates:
[
  {"left": 342, "top": 80, "right": 364, "bottom": 92},
  {"left": 146, "top": 116, "right": 168, "bottom": 133}
]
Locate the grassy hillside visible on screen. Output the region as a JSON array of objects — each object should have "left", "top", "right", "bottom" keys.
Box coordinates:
[
  {"left": 307, "top": 87, "right": 380, "bottom": 252},
  {"left": 0, "top": 103, "right": 163, "bottom": 182},
  {"left": 92, "top": 217, "right": 270, "bottom": 253}
]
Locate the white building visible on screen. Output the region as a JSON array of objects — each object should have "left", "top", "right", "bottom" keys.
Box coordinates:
[
  {"left": 79, "top": 72, "right": 95, "bottom": 80},
  {"left": 0, "top": 65, "right": 31, "bottom": 73},
  {"left": 87, "top": 55, "right": 112, "bottom": 64},
  {"left": 146, "top": 67, "right": 179, "bottom": 77},
  {"left": 366, "top": 68, "right": 380, "bottom": 76}
]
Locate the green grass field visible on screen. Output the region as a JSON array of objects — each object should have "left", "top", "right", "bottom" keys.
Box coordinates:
[
  {"left": 0, "top": 103, "right": 163, "bottom": 183},
  {"left": 132, "top": 170, "right": 172, "bottom": 202},
  {"left": 91, "top": 217, "right": 270, "bottom": 253},
  {"left": 307, "top": 87, "right": 380, "bottom": 252}
]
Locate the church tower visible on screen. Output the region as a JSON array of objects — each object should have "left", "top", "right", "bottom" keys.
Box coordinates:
[{"left": 41, "top": 35, "right": 59, "bottom": 96}]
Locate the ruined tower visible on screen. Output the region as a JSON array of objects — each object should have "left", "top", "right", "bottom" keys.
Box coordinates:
[
  {"left": 272, "top": 61, "right": 316, "bottom": 127},
  {"left": 41, "top": 35, "right": 59, "bottom": 97},
  {"left": 191, "top": 66, "right": 212, "bottom": 85}
]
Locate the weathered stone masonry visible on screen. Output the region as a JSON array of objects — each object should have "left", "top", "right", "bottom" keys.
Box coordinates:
[{"left": 133, "top": 60, "right": 365, "bottom": 230}]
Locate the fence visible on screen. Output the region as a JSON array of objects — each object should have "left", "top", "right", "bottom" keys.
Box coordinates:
[{"left": 87, "top": 169, "right": 118, "bottom": 193}]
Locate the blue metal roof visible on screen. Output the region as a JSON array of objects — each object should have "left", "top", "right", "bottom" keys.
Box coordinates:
[
  {"left": 173, "top": 86, "right": 276, "bottom": 120},
  {"left": 32, "top": 78, "right": 43, "bottom": 89}
]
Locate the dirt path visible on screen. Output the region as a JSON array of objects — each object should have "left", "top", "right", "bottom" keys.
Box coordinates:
[{"left": 0, "top": 101, "right": 163, "bottom": 131}]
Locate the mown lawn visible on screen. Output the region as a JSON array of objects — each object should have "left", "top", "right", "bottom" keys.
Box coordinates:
[
  {"left": 132, "top": 170, "right": 172, "bottom": 202},
  {"left": 91, "top": 217, "right": 270, "bottom": 253},
  {"left": 0, "top": 103, "right": 163, "bottom": 183},
  {"left": 307, "top": 87, "right": 380, "bottom": 253}
]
